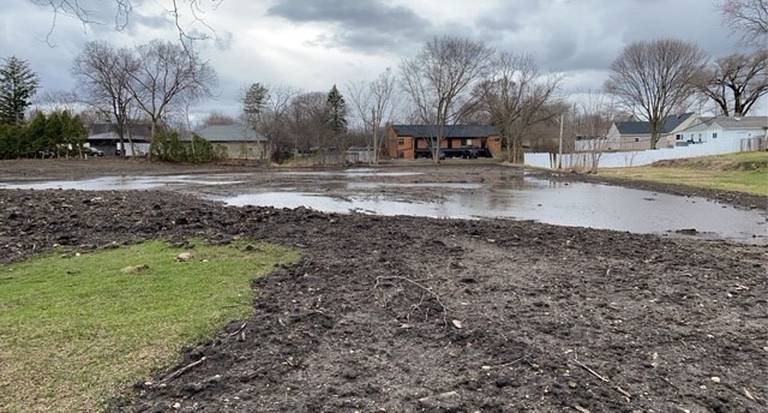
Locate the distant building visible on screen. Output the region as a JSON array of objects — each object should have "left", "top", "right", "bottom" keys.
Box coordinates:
[
  {"left": 87, "top": 121, "right": 151, "bottom": 156},
  {"left": 193, "top": 123, "right": 268, "bottom": 160},
  {"left": 386, "top": 124, "right": 502, "bottom": 160},
  {"left": 673, "top": 116, "right": 768, "bottom": 147},
  {"left": 345, "top": 146, "right": 374, "bottom": 164},
  {"left": 605, "top": 113, "right": 697, "bottom": 151}
]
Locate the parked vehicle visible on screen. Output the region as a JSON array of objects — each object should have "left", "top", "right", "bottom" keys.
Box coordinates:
[{"left": 84, "top": 147, "right": 104, "bottom": 157}]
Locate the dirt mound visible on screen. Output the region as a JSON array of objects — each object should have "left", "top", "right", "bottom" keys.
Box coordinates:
[{"left": 1, "top": 189, "right": 766, "bottom": 412}]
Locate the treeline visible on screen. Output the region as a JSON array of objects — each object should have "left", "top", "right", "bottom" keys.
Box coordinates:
[{"left": 0, "top": 111, "right": 87, "bottom": 159}]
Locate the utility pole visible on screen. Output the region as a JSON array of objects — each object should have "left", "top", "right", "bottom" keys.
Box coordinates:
[{"left": 557, "top": 112, "right": 564, "bottom": 169}]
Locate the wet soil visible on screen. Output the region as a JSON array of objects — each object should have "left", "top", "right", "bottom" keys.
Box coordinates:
[
  {"left": 1, "top": 188, "right": 766, "bottom": 412},
  {"left": 536, "top": 169, "right": 768, "bottom": 212},
  {"left": 0, "top": 158, "right": 268, "bottom": 181},
  {"left": 3, "top": 158, "right": 766, "bottom": 213}
]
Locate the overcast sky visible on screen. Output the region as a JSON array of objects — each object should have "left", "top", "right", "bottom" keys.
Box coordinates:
[{"left": 1, "top": 0, "right": 761, "bottom": 119}]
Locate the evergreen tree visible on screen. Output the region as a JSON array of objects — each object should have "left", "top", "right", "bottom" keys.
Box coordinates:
[
  {"left": 26, "top": 111, "right": 47, "bottom": 156},
  {"left": 0, "top": 56, "right": 39, "bottom": 125},
  {"left": 44, "top": 111, "right": 63, "bottom": 156},
  {"left": 326, "top": 84, "right": 347, "bottom": 135},
  {"left": 243, "top": 82, "right": 269, "bottom": 130},
  {"left": 60, "top": 111, "right": 87, "bottom": 156}
]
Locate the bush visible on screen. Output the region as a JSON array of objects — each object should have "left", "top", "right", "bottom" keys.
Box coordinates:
[
  {"left": 149, "top": 130, "right": 186, "bottom": 162},
  {"left": 186, "top": 134, "right": 224, "bottom": 163},
  {"left": 150, "top": 131, "right": 224, "bottom": 163}
]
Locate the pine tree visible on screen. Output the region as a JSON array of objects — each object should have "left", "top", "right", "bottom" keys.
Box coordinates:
[
  {"left": 44, "top": 111, "right": 63, "bottom": 156},
  {"left": 26, "top": 111, "right": 47, "bottom": 156},
  {"left": 326, "top": 84, "right": 348, "bottom": 135},
  {"left": 0, "top": 56, "right": 39, "bottom": 125},
  {"left": 243, "top": 83, "right": 269, "bottom": 130}
]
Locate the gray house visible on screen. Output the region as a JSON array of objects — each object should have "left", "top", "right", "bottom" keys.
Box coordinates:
[
  {"left": 193, "top": 124, "right": 268, "bottom": 160},
  {"left": 605, "top": 113, "right": 697, "bottom": 151}
]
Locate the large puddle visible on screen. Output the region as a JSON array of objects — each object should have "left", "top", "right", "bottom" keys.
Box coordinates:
[{"left": 1, "top": 169, "right": 765, "bottom": 244}]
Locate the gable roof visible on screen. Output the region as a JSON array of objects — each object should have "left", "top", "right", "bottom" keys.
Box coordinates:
[
  {"left": 194, "top": 124, "right": 266, "bottom": 142},
  {"left": 710, "top": 117, "right": 768, "bottom": 130},
  {"left": 614, "top": 113, "right": 695, "bottom": 135},
  {"left": 391, "top": 124, "right": 499, "bottom": 138},
  {"left": 87, "top": 122, "right": 152, "bottom": 142}
]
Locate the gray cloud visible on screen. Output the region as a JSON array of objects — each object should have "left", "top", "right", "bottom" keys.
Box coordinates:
[
  {"left": 2, "top": 0, "right": 762, "bottom": 117},
  {"left": 267, "top": 0, "right": 434, "bottom": 52}
]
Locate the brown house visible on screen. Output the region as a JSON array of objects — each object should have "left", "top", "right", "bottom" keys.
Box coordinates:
[{"left": 386, "top": 124, "right": 502, "bottom": 160}]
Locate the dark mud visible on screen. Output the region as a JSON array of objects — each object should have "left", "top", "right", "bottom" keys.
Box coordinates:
[{"left": 1, "top": 189, "right": 767, "bottom": 412}]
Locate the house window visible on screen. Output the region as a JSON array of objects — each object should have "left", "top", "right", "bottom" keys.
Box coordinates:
[
  {"left": 634, "top": 138, "right": 639, "bottom": 142},
  {"left": 712, "top": 133, "right": 717, "bottom": 139},
  {"left": 676, "top": 134, "right": 682, "bottom": 141},
  {"left": 397, "top": 138, "right": 404, "bottom": 145}
]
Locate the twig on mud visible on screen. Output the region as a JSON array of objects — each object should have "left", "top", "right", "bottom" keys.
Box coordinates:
[
  {"left": 227, "top": 322, "right": 247, "bottom": 338},
  {"left": 159, "top": 356, "right": 206, "bottom": 384},
  {"left": 486, "top": 355, "right": 529, "bottom": 369},
  {"left": 374, "top": 275, "right": 448, "bottom": 325},
  {"left": 573, "top": 358, "right": 632, "bottom": 400},
  {"left": 661, "top": 376, "right": 680, "bottom": 391}
]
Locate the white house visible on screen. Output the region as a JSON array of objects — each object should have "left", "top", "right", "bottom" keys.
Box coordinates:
[
  {"left": 605, "top": 113, "right": 697, "bottom": 151},
  {"left": 672, "top": 116, "right": 768, "bottom": 147}
]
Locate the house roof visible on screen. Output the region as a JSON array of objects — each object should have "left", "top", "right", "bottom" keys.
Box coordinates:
[
  {"left": 88, "top": 122, "right": 151, "bottom": 142},
  {"left": 614, "top": 113, "right": 695, "bottom": 135},
  {"left": 194, "top": 124, "right": 267, "bottom": 142},
  {"left": 710, "top": 117, "right": 768, "bottom": 130},
  {"left": 391, "top": 124, "right": 499, "bottom": 138}
]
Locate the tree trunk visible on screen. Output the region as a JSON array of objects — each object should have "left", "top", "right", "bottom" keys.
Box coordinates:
[
  {"left": 650, "top": 121, "right": 660, "bottom": 150},
  {"left": 372, "top": 125, "right": 378, "bottom": 165},
  {"left": 150, "top": 120, "right": 157, "bottom": 140},
  {"left": 504, "top": 134, "right": 511, "bottom": 163}
]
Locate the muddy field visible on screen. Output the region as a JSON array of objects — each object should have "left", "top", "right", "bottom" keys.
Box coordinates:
[
  {"left": 2, "top": 158, "right": 766, "bottom": 212},
  {"left": 1, "top": 187, "right": 766, "bottom": 412},
  {"left": 0, "top": 158, "right": 265, "bottom": 181}
]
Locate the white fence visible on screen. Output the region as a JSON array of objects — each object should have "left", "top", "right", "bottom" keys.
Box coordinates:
[{"left": 525, "top": 136, "right": 767, "bottom": 169}]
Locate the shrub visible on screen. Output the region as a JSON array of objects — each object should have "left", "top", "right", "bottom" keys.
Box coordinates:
[
  {"left": 150, "top": 131, "right": 223, "bottom": 163},
  {"left": 149, "top": 130, "right": 186, "bottom": 162},
  {"left": 186, "top": 133, "right": 222, "bottom": 163}
]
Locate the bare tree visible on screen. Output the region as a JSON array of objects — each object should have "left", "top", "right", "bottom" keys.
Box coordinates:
[
  {"left": 346, "top": 68, "right": 398, "bottom": 165},
  {"left": 29, "top": 0, "right": 222, "bottom": 51},
  {"left": 570, "top": 93, "right": 618, "bottom": 173},
  {"left": 401, "top": 36, "right": 494, "bottom": 163},
  {"left": 260, "top": 85, "right": 298, "bottom": 162},
  {"left": 692, "top": 49, "right": 768, "bottom": 117},
  {"left": 287, "top": 92, "right": 332, "bottom": 153},
  {"left": 605, "top": 39, "right": 706, "bottom": 149},
  {"left": 72, "top": 41, "right": 138, "bottom": 154},
  {"left": 475, "top": 52, "right": 561, "bottom": 163},
  {"left": 719, "top": 0, "right": 768, "bottom": 45},
  {"left": 202, "top": 111, "right": 236, "bottom": 126},
  {"left": 126, "top": 40, "right": 217, "bottom": 138}
]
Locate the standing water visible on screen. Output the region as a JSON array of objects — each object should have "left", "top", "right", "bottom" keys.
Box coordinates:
[{"left": 1, "top": 169, "right": 765, "bottom": 243}]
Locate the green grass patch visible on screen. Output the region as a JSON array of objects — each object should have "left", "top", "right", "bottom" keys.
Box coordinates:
[
  {"left": 600, "top": 151, "right": 768, "bottom": 196},
  {"left": 0, "top": 240, "right": 299, "bottom": 412}
]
